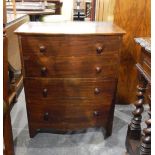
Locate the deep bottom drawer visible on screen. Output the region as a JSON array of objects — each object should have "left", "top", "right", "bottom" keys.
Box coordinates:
[{"left": 27, "top": 104, "right": 112, "bottom": 131}]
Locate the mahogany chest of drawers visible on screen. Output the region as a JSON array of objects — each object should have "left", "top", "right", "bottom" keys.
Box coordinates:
[{"left": 15, "top": 22, "right": 125, "bottom": 138}]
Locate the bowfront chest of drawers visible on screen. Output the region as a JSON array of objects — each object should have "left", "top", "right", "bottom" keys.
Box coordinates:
[{"left": 15, "top": 22, "right": 125, "bottom": 138}]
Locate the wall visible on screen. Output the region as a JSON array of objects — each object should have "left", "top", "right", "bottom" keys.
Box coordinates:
[
  {"left": 95, "top": 0, "right": 115, "bottom": 21},
  {"left": 61, "top": 0, "right": 74, "bottom": 20},
  {"left": 95, "top": 0, "right": 151, "bottom": 104},
  {"left": 114, "top": 0, "right": 151, "bottom": 104}
]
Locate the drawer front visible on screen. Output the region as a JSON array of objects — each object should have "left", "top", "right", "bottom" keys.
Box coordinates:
[
  {"left": 21, "top": 35, "right": 121, "bottom": 56},
  {"left": 27, "top": 103, "right": 111, "bottom": 131},
  {"left": 26, "top": 95, "right": 114, "bottom": 106},
  {"left": 23, "top": 54, "right": 119, "bottom": 78},
  {"left": 24, "top": 78, "right": 117, "bottom": 102}
]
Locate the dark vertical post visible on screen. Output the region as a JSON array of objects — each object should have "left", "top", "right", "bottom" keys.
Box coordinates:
[
  {"left": 127, "top": 74, "right": 147, "bottom": 140},
  {"left": 140, "top": 86, "right": 151, "bottom": 155}
]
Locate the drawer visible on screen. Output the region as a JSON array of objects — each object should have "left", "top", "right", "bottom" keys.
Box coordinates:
[
  {"left": 24, "top": 78, "right": 117, "bottom": 102},
  {"left": 26, "top": 96, "right": 114, "bottom": 107},
  {"left": 27, "top": 103, "right": 111, "bottom": 131},
  {"left": 21, "top": 35, "right": 121, "bottom": 57},
  {"left": 23, "top": 54, "right": 119, "bottom": 78}
]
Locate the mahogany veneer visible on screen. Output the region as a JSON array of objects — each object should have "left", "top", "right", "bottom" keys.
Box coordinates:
[{"left": 15, "top": 22, "right": 125, "bottom": 138}]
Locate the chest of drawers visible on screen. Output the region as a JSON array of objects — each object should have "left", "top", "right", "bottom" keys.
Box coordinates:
[{"left": 15, "top": 22, "right": 125, "bottom": 138}]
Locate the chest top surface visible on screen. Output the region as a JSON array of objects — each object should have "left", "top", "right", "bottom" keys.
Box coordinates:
[{"left": 15, "top": 21, "right": 125, "bottom": 36}]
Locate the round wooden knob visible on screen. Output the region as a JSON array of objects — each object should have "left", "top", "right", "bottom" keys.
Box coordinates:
[
  {"left": 40, "top": 45, "right": 46, "bottom": 53},
  {"left": 96, "top": 46, "right": 103, "bottom": 54},
  {"left": 44, "top": 112, "right": 49, "bottom": 121},
  {"left": 93, "top": 111, "right": 100, "bottom": 116},
  {"left": 43, "top": 88, "right": 48, "bottom": 97},
  {"left": 41, "top": 67, "right": 47, "bottom": 76},
  {"left": 96, "top": 67, "right": 102, "bottom": 73},
  {"left": 94, "top": 88, "right": 100, "bottom": 94}
]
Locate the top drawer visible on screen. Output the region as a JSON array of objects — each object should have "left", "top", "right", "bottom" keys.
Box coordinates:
[{"left": 20, "top": 35, "right": 121, "bottom": 57}]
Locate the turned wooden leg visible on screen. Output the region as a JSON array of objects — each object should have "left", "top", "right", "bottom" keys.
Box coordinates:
[
  {"left": 140, "top": 95, "right": 151, "bottom": 155},
  {"left": 127, "top": 84, "right": 146, "bottom": 140},
  {"left": 125, "top": 84, "right": 146, "bottom": 154},
  {"left": 140, "top": 119, "right": 151, "bottom": 155}
]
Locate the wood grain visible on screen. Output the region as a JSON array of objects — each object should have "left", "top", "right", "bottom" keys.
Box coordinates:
[
  {"left": 125, "top": 38, "right": 151, "bottom": 155},
  {"left": 23, "top": 54, "right": 119, "bottom": 78},
  {"left": 114, "top": 0, "right": 151, "bottom": 104},
  {"left": 17, "top": 22, "right": 124, "bottom": 138},
  {"left": 95, "top": 0, "right": 116, "bottom": 21},
  {"left": 3, "top": 0, "right": 7, "bottom": 25},
  {"left": 24, "top": 78, "right": 117, "bottom": 101},
  {"left": 6, "top": 15, "right": 29, "bottom": 70},
  {"left": 3, "top": 24, "right": 15, "bottom": 155},
  {"left": 15, "top": 22, "right": 125, "bottom": 35},
  {"left": 27, "top": 103, "right": 111, "bottom": 130},
  {"left": 21, "top": 35, "right": 120, "bottom": 56}
]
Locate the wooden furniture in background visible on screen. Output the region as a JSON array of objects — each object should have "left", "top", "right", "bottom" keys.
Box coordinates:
[
  {"left": 90, "top": 0, "right": 96, "bottom": 21},
  {"left": 114, "top": 0, "right": 151, "bottom": 104},
  {"left": 93, "top": 0, "right": 151, "bottom": 104},
  {"left": 6, "top": 14, "right": 29, "bottom": 106},
  {"left": 125, "top": 38, "right": 151, "bottom": 155},
  {"left": 15, "top": 0, "right": 63, "bottom": 14},
  {"left": 9, "top": 0, "right": 63, "bottom": 21},
  {"left": 3, "top": 1, "right": 15, "bottom": 154},
  {"left": 73, "top": 0, "right": 96, "bottom": 21},
  {"left": 3, "top": 19, "right": 16, "bottom": 155},
  {"left": 15, "top": 22, "right": 125, "bottom": 138},
  {"left": 73, "top": 0, "right": 86, "bottom": 21},
  {"left": 13, "top": 9, "right": 56, "bottom": 21},
  {"left": 3, "top": 27, "right": 15, "bottom": 155},
  {"left": 3, "top": 1, "right": 27, "bottom": 154},
  {"left": 5, "top": 0, "right": 62, "bottom": 104},
  {"left": 12, "top": 0, "right": 16, "bottom": 15},
  {"left": 6, "top": 14, "right": 29, "bottom": 71}
]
